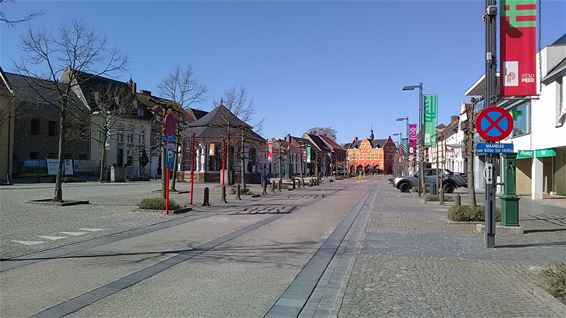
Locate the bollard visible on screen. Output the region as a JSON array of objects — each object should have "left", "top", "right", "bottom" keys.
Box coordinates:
[
  {"left": 301, "top": 178, "right": 305, "bottom": 187},
  {"left": 439, "top": 188, "right": 445, "bottom": 205},
  {"left": 271, "top": 181, "right": 276, "bottom": 193},
  {"left": 293, "top": 178, "right": 296, "bottom": 189},
  {"left": 236, "top": 184, "right": 241, "bottom": 200},
  {"left": 202, "top": 187, "right": 210, "bottom": 206},
  {"left": 221, "top": 185, "right": 227, "bottom": 203},
  {"left": 278, "top": 180, "right": 282, "bottom": 192},
  {"left": 455, "top": 194, "right": 461, "bottom": 207},
  {"left": 262, "top": 182, "right": 267, "bottom": 195},
  {"left": 297, "top": 179, "right": 301, "bottom": 189}
]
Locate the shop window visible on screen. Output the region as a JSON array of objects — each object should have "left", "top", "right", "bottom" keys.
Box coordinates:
[
  {"left": 48, "top": 121, "right": 57, "bottom": 136},
  {"left": 31, "top": 118, "right": 40, "bottom": 135},
  {"left": 510, "top": 101, "right": 531, "bottom": 137}
]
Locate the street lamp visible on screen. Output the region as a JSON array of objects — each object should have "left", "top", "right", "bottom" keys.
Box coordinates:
[
  {"left": 402, "top": 82, "right": 424, "bottom": 196},
  {"left": 396, "top": 116, "right": 409, "bottom": 175}
]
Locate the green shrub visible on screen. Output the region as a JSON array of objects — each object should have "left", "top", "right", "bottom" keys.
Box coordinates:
[
  {"left": 448, "top": 205, "right": 501, "bottom": 222},
  {"left": 542, "top": 263, "right": 566, "bottom": 302},
  {"left": 139, "top": 197, "right": 179, "bottom": 210}
]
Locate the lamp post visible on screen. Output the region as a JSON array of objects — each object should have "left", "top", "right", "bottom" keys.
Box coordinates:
[
  {"left": 403, "top": 82, "right": 424, "bottom": 196},
  {"left": 393, "top": 133, "right": 402, "bottom": 176},
  {"left": 396, "top": 116, "right": 409, "bottom": 175}
]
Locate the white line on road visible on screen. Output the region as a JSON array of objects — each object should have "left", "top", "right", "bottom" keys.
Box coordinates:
[
  {"left": 36, "top": 235, "right": 68, "bottom": 241},
  {"left": 11, "top": 240, "right": 45, "bottom": 246},
  {"left": 59, "top": 231, "right": 88, "bottom": 236},
  {"left": 77, "top": 228, "right": 104, "bottom": 232}
]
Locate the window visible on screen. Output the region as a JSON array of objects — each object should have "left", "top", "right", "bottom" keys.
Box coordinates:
[
  {"left": 137, "top": 107, "right": 145, "bottom": 118},
  {"left": 47, "top": 153, "right": 57, "bottom": 159},
  {"left": 557, "top": 78, "right": 565, "bottom": 126},
  {"left": 79, "top": 154, "right": 87, "bottom": 160},
  {"left": 64, "top": 153, "right": 72, "bottom": 159},
  {"left": 509, "top": 101, "right": 530, "bottom": 137},
  {"left": 139, "top": 133, "right": 145, "bottom": 144},
  {"left": 31, "top": 118, "right": 40, "bottom": 135},
  {"left": 48, "top": 121, "right": 57, "bottom": 137},
  {"left": 30, "top": 152, "right": 39, "bottom": 159},
  {"left": 117, "top": 149, "right": 124, "bottom": 166},
  {"left": 127, "top": 155, "right": 133, "bottom": 166}
]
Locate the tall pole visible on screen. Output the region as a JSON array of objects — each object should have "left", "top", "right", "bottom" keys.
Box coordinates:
[
  {"left": 484, "top": 0, "right": 498, "bottom": 248},
  {"left": 190, "top": 133, "right": 195, "bottom": 205},
  {"left": 419, "top": 82, "right": 425, "bottom": 196}
]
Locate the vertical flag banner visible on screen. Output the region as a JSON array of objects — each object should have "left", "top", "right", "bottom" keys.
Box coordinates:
[
  {"left": 209, "top": 143, "right": 215, "bottom": 156},
  {"left": 306, "top": 146, "right": 311, "bottom": 163},
  {"left": 402, "top": 138, "right": 409, "bottom": 155},
  {"left": 423, "top": 95, "right": 438, "bottom": 146},
  {"left": 500, "top": 0, "right": 537, "bottom": 96},
  {"left": 409, "top": 124, "right": 417, "bottom": 148},
  {"left": 267, "top": 141, "right": 273, "bottom": 161}
]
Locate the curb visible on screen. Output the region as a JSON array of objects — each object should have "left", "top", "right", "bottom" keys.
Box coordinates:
[{"left": 28, "top": 199, "right": 90, "bottom": 206}]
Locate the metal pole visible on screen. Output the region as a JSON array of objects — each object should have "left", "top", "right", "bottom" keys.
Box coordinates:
[
  {"left": 484, "top": 0, "right": 497, "bottom": 248},
  {"left": 419, "top": 82, "right": 424, "bottom": 196},
  {"left": 190, "top": 133, "right": 195, "bottom": 205}
]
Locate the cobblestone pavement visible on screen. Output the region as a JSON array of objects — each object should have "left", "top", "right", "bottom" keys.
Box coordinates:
[{"left": 336, "top": 177, "right": 566, "bottom": 318}]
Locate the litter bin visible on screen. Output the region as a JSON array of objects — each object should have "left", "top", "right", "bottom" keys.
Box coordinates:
[{"left": 427, "top": 180, "right": 437, "bottom": 195}]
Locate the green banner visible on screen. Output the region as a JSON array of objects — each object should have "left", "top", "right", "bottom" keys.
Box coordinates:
[
  {"left": 423, "top": 95, "right": 438, "bottom": 146},
  {"left": 306, "top": 146, "right": 311, "bottom": 163}
]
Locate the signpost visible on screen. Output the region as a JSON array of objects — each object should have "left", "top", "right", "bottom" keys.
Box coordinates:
[
  {"left": 190, "top": 133, "right": 196, "bottom": 206},
  {"left": 163, "top": 113, "right": 177, "bottom": 215}
]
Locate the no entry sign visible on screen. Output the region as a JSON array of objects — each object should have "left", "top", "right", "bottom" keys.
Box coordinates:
[
  {"left": 164, "top": 112, "right": 177, "bottom": 136},
  {"left": 476, "top": 107, "right": 513, "bottom": 142}
]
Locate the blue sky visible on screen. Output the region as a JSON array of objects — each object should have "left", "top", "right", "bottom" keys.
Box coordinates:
[{"left": 1, "top": 0, "right": 564, "bottom": 144}]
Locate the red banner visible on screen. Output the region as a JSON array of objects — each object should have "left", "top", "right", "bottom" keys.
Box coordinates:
[
  {"left": 409, "top": 124, "right": 417, "bottom": 148},
  {"left": 267, "top": 141, "right": 273, "bottom": 161},
  {"left": 500, "top": 0, "right": 537, "bottom": 97}
]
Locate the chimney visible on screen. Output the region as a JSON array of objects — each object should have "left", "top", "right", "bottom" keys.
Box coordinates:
[
  {"left": 451, "top": 115, "right": 459, "bottom": 123},
  {"left": 128, "top": 78, "right": 137, "bottom": 94},
  {"left": 285, "top": 134, "right": 291, "bottom": 143},
  {"left": 140, "top": 89, "right": 152, "bottom": 96}
]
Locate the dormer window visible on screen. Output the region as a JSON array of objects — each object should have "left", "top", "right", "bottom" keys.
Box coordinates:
[{"left": 137, "top": 107, "right": 145, "bottom": 118}]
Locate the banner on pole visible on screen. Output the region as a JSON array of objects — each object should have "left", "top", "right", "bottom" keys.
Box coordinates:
[
  {"left": 423, "top": 95, "right": 438, "bottom": 146},
  {"left": 209, "top": 143, "right": 215, "bottom": 156},
  {"left": 402, "top": 138, "right": 408, "bottom": 155},
  {"left": 306, "top": 146, "right": 311, "bottom": 163},
  {"left": 409, "top": 124, "right": 417, "bottom": 148},
  {"left": 267, "top": 141, "right": 273, "bottom": 161},
  {"left": 500, "top": 0, "right": 537, "bottom": 97}
]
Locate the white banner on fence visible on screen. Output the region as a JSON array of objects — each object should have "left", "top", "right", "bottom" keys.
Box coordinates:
[{"left": 47, "top": 159, "right": 74, "bottom": 175}]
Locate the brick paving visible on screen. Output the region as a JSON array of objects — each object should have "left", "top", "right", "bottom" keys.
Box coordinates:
[{"left": 335, "top": 177, "right": 566, "bottom": 318}]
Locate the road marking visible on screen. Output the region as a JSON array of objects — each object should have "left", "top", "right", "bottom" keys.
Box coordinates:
[
  {"left": 77, "top": 228, "right": 104, "bottom": 232},
  {"left": 59, "top": 231, "right": 88, "bottom": 236},
  {"left": 11, "top": 240, "right": 45, "bottom": 246},
  {"left": 37, "top": 235, "right": 68, "bottom": 241}
]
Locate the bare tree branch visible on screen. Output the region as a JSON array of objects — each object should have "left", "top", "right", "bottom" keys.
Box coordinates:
[
  {"left": 0, "top": 0, "right": 44, "bottom": 27},
  {"left": 305, "top": 127, "right": 338, "bottom": 141},
  {"left": 213, "top": 86, "right": 264, "bottom": 134},
  {"left": 159, "top": 65, "right": 207, "bottom": 108}
]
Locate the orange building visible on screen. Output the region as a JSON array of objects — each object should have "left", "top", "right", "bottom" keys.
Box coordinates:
[{"left": 347, "top": 134, "right": 397, "bottom": 174}]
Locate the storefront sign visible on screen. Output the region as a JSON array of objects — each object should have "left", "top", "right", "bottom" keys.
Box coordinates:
[
  {"left": 500, "top": 0, "right": 537, "bottom": 96},
  {"left": 517, "top": 149, "right": 556, "bottom": 159},
  {"left": 46, "top": 159, "right": 74, "bottom": 175}
]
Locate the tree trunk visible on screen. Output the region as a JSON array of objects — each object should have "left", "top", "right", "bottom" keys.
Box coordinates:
[
  {"left": 53, "top": 98, "right": 67, "bottom": 202},
  {"left": 466, "top": 105, "right": 477, "bottom": 207},
  {"left": 170, "top": 141, "right": 179, "bottom": 191},
  {"left": 98, "top": 138, "right": 106, "bottom": 182}
]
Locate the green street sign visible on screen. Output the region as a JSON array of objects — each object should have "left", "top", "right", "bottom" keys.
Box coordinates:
[{"left": 517, "top": 149, "right": 556, "bottom": 159}]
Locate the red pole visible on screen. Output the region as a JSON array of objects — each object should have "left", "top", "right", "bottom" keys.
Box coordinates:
[
  {"left": 190, "top": 133, "right": 195, "bottom": 205},
  {"left": 222, "top": 139, "right": 227, "bottom": 186},
  {"left": 165, "top": 167, "right": 169, "bottom": 215}
]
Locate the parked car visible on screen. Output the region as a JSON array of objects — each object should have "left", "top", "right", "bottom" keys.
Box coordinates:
[{"left": 393, "top": 169, "right": 467, "bottom": 193}]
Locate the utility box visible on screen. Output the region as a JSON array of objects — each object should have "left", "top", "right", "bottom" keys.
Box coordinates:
[
  {"left": 110, "top": 166, "right": 126, "bottom": 182},
  {"left": 500, "top": 153, "right": 520, "bottom": 226}
]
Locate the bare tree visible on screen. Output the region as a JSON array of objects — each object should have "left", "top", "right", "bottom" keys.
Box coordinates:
[
  {"left": 159, "top": 65, "right": 207, "bottom": 191},
  {"left": 0, "top": 0, "right": 43, "bottom": 26},
  {"left": 214, "top": 86, "right": 264, "bottom": 133},
  {"left": 306, "top": 127, "right": 337, "bottom": 141},
  {"left": 90, "top": 84, "right": 136, "bottom": 181},
  {"left": 15, "top": 19, "right": 127, "bottom": 202},
  {"left": 463, "top": 99, "right": 479, "bottom": 207}
]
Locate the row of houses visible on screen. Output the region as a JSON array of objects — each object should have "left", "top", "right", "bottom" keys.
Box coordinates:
[
  {"left": 406, "top": 34, "right": 565, "bottom": 199},
  {"left": 0, "top": 67, "right": 346, "bottom": 184}
]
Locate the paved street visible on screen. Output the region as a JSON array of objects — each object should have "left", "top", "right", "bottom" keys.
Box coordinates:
[{"left": 1, "top": 177, "right": 565, "bottom": 317}]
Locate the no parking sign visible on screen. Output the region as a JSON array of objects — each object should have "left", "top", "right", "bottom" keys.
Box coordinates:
[{"left": 475, "top": 107, "right": 513, "bottom": 142}]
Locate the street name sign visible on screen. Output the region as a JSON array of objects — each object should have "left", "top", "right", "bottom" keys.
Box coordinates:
[
  {"left": 476, "top": 106, "right": 513, "bottom": 142},
  {"left": 476, "top": 143, "right": 514, "bottom": 154}
]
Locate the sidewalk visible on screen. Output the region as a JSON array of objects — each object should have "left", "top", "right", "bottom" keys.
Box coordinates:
[{"left": 333, "top": 178, "right": 566, "bottom": 317}]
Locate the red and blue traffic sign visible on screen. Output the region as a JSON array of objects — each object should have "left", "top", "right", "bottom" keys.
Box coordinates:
[
  {"left": 476, "top": 106, "right": 513, "bottom": 142},
  {"left": 164, "top": 112, "right": 177, "bottom": 136}
]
